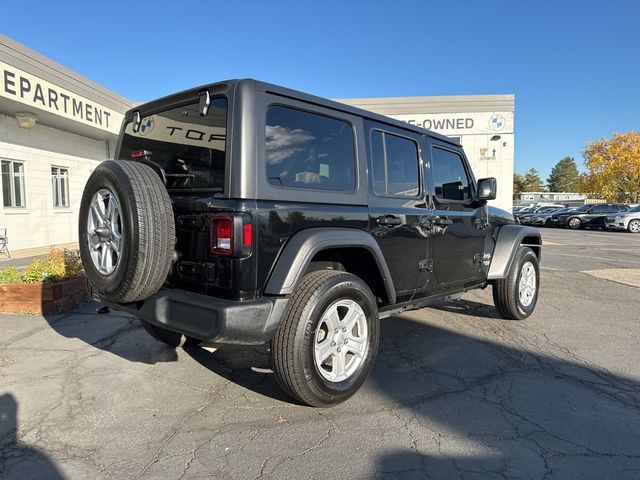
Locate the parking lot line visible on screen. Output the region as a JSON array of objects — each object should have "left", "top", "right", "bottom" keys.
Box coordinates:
[{"left": 544, "top": 252, "right": 640, "bottom": 264}]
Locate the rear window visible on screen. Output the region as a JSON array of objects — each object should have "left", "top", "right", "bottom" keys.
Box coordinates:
[
  {"left": 119, "top": 97, "right": 227, "bottom": 191},
  {"left": 265, "top": 106, "right": 356, "bottom": 191}
]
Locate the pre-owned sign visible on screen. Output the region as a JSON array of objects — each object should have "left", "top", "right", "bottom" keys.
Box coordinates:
[
  {"left": 1, "top": 61, "right": 123, "bottom": 134},
  {"left": 391, "top": 112, "right": 513, "bottom": 136}
]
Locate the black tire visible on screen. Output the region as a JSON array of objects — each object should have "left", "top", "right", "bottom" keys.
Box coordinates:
[
  {"left": 544, "top": 219, "right": 553, "bottom": 227},
  {"left": 492, "top": 246, "right": 539, "bottom": 320},
  {"left": 140, "top": 319, "right": 182, "bottom": 347},
  {"left": 272, "top": 270, "right": 379, "bottom": 407},
  {"left": 79, "top": 160, "right": 175, "bottom": 303},
  {"left": 568, "top": 217, "right": 582, "bottom": 230},
  {"left": 628, "top": 219, "right": 640, "bottom": 233}
]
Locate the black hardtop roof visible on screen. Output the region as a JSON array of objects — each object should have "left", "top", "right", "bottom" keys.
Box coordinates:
[{"left": 128, "top": 78, "right": 459, "bottom": 146}]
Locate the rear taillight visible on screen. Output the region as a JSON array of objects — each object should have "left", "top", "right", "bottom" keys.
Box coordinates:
[
  {"left": 210, "top": 216, "right": 233, "bottom": 255},
  {"left": 209, "top": 215, "right": 252, "bottom": 257},
  {"left": 243, "top": 223, "right": 252, "bottom": 248}
]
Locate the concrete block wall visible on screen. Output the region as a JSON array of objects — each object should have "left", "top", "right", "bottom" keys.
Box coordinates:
[{"left": 0, "top": 113, "right": 106, "bottom": 251}]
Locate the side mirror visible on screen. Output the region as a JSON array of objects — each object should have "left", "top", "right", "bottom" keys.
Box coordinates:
[
  {"left": 465, "top": 177, "right": 497, "bottom": 208},
  {"left": 477, "top": 177, "right": 497, "bottom": 201}
]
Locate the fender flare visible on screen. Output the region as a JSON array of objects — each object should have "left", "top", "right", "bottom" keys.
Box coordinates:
[
  {"left": 487, "top": 225, "right": 541, "bottom": 280},
  {"left": 264, "top": 227, "right": 396, "bottom": 304}
]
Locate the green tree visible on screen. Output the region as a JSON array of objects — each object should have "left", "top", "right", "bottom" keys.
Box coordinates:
[
  {"left": 547, "top": 156, "right": 579, "bottom": 192},
  {"left": 513, "top": 173, "right": 526, "bottom": 193},
  {"left": 523, "top": 168, "right": 544, "bottom": 191}
]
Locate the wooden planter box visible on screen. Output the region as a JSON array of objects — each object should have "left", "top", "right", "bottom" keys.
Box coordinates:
[{"left": 0, "top": 277, "right": 88, "bottom": 315}]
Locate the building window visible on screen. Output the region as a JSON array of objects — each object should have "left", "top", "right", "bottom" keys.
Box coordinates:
[
  {"left": 1, "top": 160, "right": 26, "bottom": 208},
  {"left": 51, "top": 166, "right": 70, "bottom": 208}
]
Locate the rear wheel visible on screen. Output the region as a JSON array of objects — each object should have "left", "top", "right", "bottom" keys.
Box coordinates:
[
  {"left": 272, "top": 270, "right": 379, "bottom": 407},
  {"left": 492, "top": 246, "right": 539, "bottom": 320},
  {"left": 568, "top": 217, "right": 582, "bottom": 230},
  {"left": 628, "top": 219, "right": 640, "bottom": 233}
]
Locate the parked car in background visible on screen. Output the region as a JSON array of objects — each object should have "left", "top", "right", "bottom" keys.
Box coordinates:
[
  {"left": 604, "top": 204, "right": 640, "bottom": 233},
  {"left": 519, "top": 206, "right": 565, "bottom": 225},
  {"left": 552, "top": 204, "right": 630, "bottom": 229},
  {"left": 528, "top": 207, "right": 576, "bottom": 227}
]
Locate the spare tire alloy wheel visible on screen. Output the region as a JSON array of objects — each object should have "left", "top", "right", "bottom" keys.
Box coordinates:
[
  {"left": 79, "top": 160, "right": 175, "bottom": 304},
  {"left": 87, "top": 189, "right": 123, "bottom": 275},
  {"left": 628, "top": 219, "right": 640, "bottom": 233}
]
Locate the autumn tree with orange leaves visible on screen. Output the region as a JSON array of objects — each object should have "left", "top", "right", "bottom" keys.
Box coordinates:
[{"left": 580, "top": 132, "right": 640, "bottom": 202}]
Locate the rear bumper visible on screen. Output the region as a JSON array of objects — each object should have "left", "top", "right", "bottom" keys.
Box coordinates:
[{"left": 105, "top": 289, "right": 289, "bottom": 345}]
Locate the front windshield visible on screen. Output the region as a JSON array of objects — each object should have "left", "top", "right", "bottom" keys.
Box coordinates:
[
  {"left": 119, "top": 97, "right": 227, "bottom": 191},
  {"left": 627, "top": 205, "right": 640, "bottom": 213}
]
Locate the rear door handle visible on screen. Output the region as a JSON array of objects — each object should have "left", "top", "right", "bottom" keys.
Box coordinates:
[
  {"left": 377, "top": 215, "right": 402, "bottom": 226},
  {"left": 433, "top": 216, "right": 453, "bottom": 226}
]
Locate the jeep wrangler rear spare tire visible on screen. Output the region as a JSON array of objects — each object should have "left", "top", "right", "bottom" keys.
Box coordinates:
[
  {"left": 79, "top": 160, "right": 175, "bottom": 303},
  {"left": 492, "top": 246, "right": 539, "bottom": 320},
  {"left": 272, "top": 270, "right": 379, "bottom": 407}
]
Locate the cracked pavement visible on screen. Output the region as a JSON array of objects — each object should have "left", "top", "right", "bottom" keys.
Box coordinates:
[{"left": 1, "top": 228, "right": 639, "bottom": 479}]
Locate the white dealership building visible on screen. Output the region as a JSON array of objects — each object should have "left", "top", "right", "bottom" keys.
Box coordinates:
[
  {"left": 0, "top": 34, "right": 514, "bottom": 252},
  {"left": 338, "top": 95, "right": 515, "bottom": 211}
]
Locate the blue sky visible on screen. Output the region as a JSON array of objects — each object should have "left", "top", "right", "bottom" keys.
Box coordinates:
[{"left": 2, "top": 0, "right": 639, "bottom": 181}]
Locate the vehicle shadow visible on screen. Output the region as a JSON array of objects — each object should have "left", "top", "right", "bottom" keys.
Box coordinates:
[
  {"left": 0, "top": 393, "right": 66, "bottom": 479},
  {"left": 429, "top": 298, "right": 502, "bottom": 319},
  {"left": 183, "top": 344, "right": 294, "bottom": 404},
  {"left": 43, "top": 301, "right": 179, "bottom": 365},
  {"left": 368, "top": 314, "right": 640, "bottom": 479}
]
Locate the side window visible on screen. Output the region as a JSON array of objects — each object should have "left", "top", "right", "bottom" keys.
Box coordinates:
[
  {"left": 591, "top": 205, "right": 607, "bottom": 214},
  {"left": 265, "top": 106, "right": 355, "bottom": 191},
  {"left": 431, "top": 147, "right": 471, "bottom": 201},
  {"left": 370, "top": 130, "right": 420, "bottom": 197}
]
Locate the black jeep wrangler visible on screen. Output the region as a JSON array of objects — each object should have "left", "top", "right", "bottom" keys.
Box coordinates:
[{"left": 79, "top": 79, "right": 541, "bottom": 407}]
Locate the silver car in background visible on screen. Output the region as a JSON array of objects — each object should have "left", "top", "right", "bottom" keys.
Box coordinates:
[{"left": 605, "top": 204, "right": 640, "bottom": 233}]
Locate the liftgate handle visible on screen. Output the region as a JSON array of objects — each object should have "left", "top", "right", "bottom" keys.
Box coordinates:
[
  {"left": 377, "top": 216, "right": 402, "bottom": 226},
  {"left": 433, "top": 216, "right": 453, "bottom": 226}
]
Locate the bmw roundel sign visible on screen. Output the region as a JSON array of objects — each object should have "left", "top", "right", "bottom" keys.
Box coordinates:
[{"left": 489, "top": 114, "right": 506, "bottom": 131}]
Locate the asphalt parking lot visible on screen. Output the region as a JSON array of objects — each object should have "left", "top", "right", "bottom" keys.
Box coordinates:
[{"left": 1, "top": 228, "right": 639, "bottom": 479}]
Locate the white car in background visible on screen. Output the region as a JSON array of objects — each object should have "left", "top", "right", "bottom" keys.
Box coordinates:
[{"left": 604, "top": 204, "right": 640, "bottom": 233}]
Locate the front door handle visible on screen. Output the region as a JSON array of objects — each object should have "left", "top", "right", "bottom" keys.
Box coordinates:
[
  {"left": 433, "top": 216, "right": 453, "bottom": 226},
  {"left": 377, "top": 215, "right": 402, "bottom": 226}
]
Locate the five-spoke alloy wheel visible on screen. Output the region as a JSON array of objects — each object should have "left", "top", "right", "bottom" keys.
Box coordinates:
[
  {"left": 492, "top": 246, "right": 539, "bottom": 320},
  {"left": 272, "top": 270, "right": 379, "bottom": 407},
  {"left": 87, "top": 188, "right": 123, "bottom": 275}
]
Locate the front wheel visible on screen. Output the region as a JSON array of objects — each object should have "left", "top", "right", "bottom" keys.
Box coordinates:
[
  {"left": 492, "top": 246, "right": 539, "bottom": 320},
  {"left": 272, "top": 270, "right": 379, "bottom": 407},
  {"left": 628, "top": 219, "right": 640, "bottom": 233}
]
